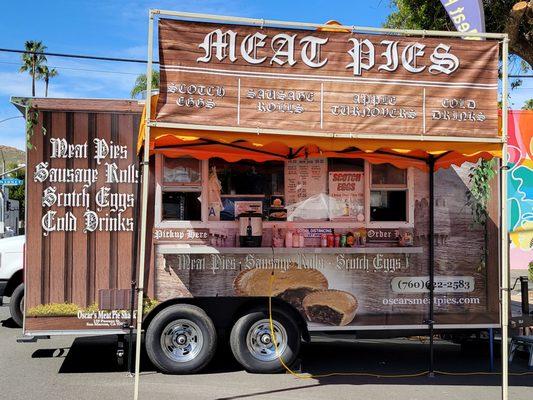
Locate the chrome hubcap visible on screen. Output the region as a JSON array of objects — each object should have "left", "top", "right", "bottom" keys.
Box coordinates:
[
  {"left": 246, "top": 319, "right": 287, "bottom": 362},
  {"left": 160, "top": 319, "right": 203, "bottom": 363},
  {"left": 260, "top": 334, "right": 271, "bottom": 344}
]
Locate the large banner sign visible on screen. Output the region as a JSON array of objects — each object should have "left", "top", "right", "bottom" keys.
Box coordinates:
[{"left": 157, "top": 19, "right": 499, "bottom": 138}]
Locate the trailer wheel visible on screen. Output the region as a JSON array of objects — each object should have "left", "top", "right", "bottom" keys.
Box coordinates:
[
  {"left": 230, "top": 308, "right": 300, "bottom": 373},
  {"left": 145, "top": 304, "right": 217, "bottom": 374},
  {"left": 9, "top": 283, "right": 24, "bottom": 328}
]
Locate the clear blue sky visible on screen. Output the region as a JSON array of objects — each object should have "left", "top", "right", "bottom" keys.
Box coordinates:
[{"left": 0, "top": 0, "right": 530, "bottom": 150}]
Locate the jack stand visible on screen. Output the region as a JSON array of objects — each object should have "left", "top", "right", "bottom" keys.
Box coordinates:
[{"left": 116, "top": 334, "right": 125, "bottom": 369}]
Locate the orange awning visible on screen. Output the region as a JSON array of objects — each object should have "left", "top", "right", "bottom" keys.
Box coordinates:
[{"left": 138, "top": 96, "right": 502, "bottom": 170}]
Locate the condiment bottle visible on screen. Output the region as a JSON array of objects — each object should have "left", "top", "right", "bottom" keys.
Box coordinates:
[
  {"left": 340, "top": 234, "right": 347, "bottom": 247},
  {"left": 292, "top": 230, "right": 300, "bottom": 247},
  {"left": 285, "top": 230, "right": 293, "bottom": 248},
  {"left": 321, "top": 234, "right": 327, "bottom": 247}
]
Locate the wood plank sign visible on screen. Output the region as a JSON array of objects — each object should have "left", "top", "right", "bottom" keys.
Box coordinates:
[
  {"left": 157, "top": 19, "right": 499, "bottom": 138},
  {"left": 24, "top": 102, "right": 143, "bottom": 333}
]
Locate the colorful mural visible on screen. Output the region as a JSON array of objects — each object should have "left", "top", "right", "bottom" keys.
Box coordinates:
[{"left": 508, "top": 110, "right": 533, "bottom": 270}]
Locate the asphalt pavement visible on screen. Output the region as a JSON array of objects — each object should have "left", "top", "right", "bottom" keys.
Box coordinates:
[{"left": 0, "top": 303, "right": 532, "bottom": 400}]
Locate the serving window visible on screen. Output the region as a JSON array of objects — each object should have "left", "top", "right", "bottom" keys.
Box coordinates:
[
  {"left": 155, "top": 155, "right": 413, "bottom": 228},
  {"left": 163, "top": 157, "right": 201, "bottom": 184},
  {"left": 209, "top": 158, "right": 284, "bottom": 196},
  {"left": 370, "top": 163, "right": 408, "bottom": 223},
  {"left": 160, "top": 156, "right": 202, "bottom": 221}
]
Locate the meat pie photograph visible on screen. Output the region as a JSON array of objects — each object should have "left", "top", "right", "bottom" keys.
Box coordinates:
[
  {"left": 303, "top": 289, "right": 358, "bottom": 326},
  {"left": 233, "top": 263, "right": 328, "bottom": 313}
]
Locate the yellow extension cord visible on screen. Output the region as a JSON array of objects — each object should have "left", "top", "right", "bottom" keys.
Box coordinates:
[{"left": 267, "top": 273, "right": 533, "bottom": 379}]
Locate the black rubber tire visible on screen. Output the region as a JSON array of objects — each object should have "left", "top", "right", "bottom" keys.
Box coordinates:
[
  {"left": 230, "top": 307, "right": 300, "bottom": 373},
  {"left": 145, "top": 304, "right": 217, "bottom": 374},
  {"left": 9, "top": 283, "right": 24, "bottom": 328}
]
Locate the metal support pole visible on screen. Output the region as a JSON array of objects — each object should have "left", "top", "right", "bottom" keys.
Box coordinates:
[
  {"left": 128, "top": 160, "right": 141, "bottom": 376},
  {"left": 428, "top": 155, "right": 435, "bottom": 377},
  {"left": 133, "top": 9, "right": 155, "bottom": 400},
  {"left": 500, "top": 36, "right": 510, "bottom": 400},
  {"left": 489, "top": 328, "right": 495, "bottom": 372}
]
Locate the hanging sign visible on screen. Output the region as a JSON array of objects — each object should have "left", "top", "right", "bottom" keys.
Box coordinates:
[
  {"left": 157, "top": 18, "right": 499, "bottom": 139},
  {"left": 328, "top": 171, "right": 365, "bottom": 221},
  {"left": 284, "top": 158, "right": 327, "bottom": 205}
]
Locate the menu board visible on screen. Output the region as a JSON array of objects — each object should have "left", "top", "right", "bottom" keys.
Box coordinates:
[
  {"left": 328, "top": 171, "right": 365, "bottom": 221},
  {"left": 284, "top": 158, "right": 327, "bottom": 205}
]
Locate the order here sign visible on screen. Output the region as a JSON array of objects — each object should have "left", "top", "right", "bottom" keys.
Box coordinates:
[{"left": 156, "top": 19, "right": 499, "bottom": 138}]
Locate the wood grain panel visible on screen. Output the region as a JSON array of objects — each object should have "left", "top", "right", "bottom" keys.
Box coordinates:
[
  {"left": 94, "top": 113, "right": 112, "bottom": 297},
  {"left": 87, "top": 113, "right": 97, "bottom": 303},
  {"left": 29, "top": 98, "right": 143, "bottom": 113},
  {"left": 117, "top": 114, "right": 135, "bottom": 290},
  {"left": 25, "top": 101, "right": 143, "bottom": 332},
  {"left": 48, "top": 112, "right": 67, "bottom": 304},
  {"left": 71, "top": 113, "right": 89, "bottom": 306},
  {"left": 26, "top": 111, "right": 45, "bottom": 309}
]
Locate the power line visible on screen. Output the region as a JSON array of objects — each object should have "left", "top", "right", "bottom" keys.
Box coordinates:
[
  {"left": 0, "top": 116, "right": 24, "bottom": 124},
  {"left": 0, "top": 48, "right": 159, "bottom": 65},
  {"left": 0, "top": 60, "right": 140, "bottom": 76},
  {"left": 3, "top": 59, "right": 533, "bottom": 87},
  {"left": 0, "top": 47, "right": 530, "bottom": 78}
]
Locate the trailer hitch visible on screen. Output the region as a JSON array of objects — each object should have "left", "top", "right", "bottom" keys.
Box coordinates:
[{"left": 16, "top": 335, "right": 50, "bottom": 343}]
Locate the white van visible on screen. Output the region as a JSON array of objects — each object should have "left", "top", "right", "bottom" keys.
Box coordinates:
[{"left": 0, "top": 235, "right": 24, "bottom": 327}]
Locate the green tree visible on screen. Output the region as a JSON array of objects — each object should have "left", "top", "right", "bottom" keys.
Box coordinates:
[
  {"left": 384, "top": 0, "right": 533, "bottom": 68},
  {"left": 19, "top": 41, "right": 47, "bottom": 97},
  {"left": 40, "top": 66, "right": 58, "bottom": 97},
  {"left": 522, "top": 99, "right": 533, "bottom": 109},
  {"left": 465, "top": 159, "right": 497, "bottom": 271},
  {"left": 130, "top": 70, "right": 160, "bottom": 98}
]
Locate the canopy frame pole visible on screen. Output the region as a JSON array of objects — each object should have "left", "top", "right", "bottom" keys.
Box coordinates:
[
  {"left": 128, "top": 155, "right": 142, "bottom": 376},
  {"left": 156, "top": 140, "right": 290, "bottom": 159},
  {"left": 152, "top": 9, "right": 507, "bottom": 39},
  {"left": 133, "top": 9, "right": 156, "bottom": 400},
  {"left": 500, "top": 37, "right": 510, "bottom": 400},
  {"left": 149, "top": 120, "right": 505, "bottom": 144},
  {"left": 427, "top": 155, "right": 436, "bottom": 377}
]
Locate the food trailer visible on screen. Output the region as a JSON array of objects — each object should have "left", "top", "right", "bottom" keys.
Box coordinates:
[{"left": 17, "top": 9, "right": 511, "bottom": 398}]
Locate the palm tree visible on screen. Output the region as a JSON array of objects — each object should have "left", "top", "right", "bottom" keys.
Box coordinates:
[
  {"left": 19, "top": 41, "right": 47, "bottom": 97},
  {"left": 40, "top": 66, "right": 58, "bottom": 97},
  {"left": 522, "top": 99, "right": 533, "bottom": 110},
  {"left": 130, "top": 70, "right": 160, "bottom": 98}
]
